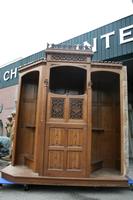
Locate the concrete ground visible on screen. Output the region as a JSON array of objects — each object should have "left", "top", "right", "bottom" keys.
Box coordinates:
[
  {"left": 128, "top": 159, "right": 133, "bottom": 179},
  {"left": 0, "top": 159, "right": 10, "bottom": 171},
  {"left": 0, "top": 159, "right": 133, "bottom": 200},
  {"left": 0, "top": 184, "right": 133, "bottom": 200}
]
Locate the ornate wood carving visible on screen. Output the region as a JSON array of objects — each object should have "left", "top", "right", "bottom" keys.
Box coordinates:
[
  {"left": 69, "top": 98, "right": 83, "bottom": 119},
  {"left": 51, "top": 98, "right": 64, "bottom": 118},
  {"left": 51, "top": 54, "right": 87, "bottom": 62}
]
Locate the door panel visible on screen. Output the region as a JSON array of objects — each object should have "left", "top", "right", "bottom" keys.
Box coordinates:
[
  {"left": 44, "top": 93, "right": 89, "bottom": 178},
  {"left": 48, "top": 151, "right": 64, "bottom": 170},
  {"left": 67, "top": 128, "right": 83, "bottom": 147},
  {"left": 49, "top": 127, "right": 65, "bottom": 146},
  {"left": 45, "top": 126, "right": 87, "bottom": 177},
  {"left": 66, "top": 151, "right": 82, "bottom": 170}
]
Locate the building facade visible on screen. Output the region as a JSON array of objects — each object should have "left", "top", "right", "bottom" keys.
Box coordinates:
[{"left": 0, "top": 14, "right": 133, "bottom": 137}]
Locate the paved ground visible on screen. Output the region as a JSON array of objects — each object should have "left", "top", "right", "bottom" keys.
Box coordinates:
[
  {"left": 0, "top": 159, "right": 133, "bottom": 200},
  {"left": 0, "top": 159, "right": 10, "bottom": 171},
  {"left": 0, "top": 184, "right": 133, "bottom": 200},
  {"left": 128, "top": 160, "right": 133, "bottom": 179}
]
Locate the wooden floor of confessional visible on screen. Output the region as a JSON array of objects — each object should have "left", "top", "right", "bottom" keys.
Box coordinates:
[{"left": 91, "top": 168, "right": 121, "bottom": 178}]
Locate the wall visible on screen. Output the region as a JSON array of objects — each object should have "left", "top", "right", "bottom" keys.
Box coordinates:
[{"left": 0, "top": 85, "right": 18, "bottom": 135}]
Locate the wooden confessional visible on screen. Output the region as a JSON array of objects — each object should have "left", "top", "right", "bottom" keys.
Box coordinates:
[{"left": 1, "top": 46, "right": 128, "bottom": 187}]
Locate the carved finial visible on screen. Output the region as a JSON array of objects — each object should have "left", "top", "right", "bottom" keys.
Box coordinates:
[
  {"left": 47, "top": 43, "right": 49, "bottom": 48},
  {"left": 44, "top": 79, "right": 48, "bottom": 87},
  {"left": 88, "top": 81, "right": 92, "bottom": 88}
]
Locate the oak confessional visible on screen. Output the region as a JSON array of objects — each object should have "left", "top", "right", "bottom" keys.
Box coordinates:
[{"left": 1, "top": 45, "right": 129, "bottom": 187}]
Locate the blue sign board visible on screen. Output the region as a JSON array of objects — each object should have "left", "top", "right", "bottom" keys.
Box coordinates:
[
  {"left": 61, "top": 15, "right": 133, "bottom": 61},
  {"left": 0, "top": 50, "right": 45, "bottom": 89}
]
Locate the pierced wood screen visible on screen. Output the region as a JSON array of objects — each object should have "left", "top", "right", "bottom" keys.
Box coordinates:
[
  {"left": 51, "top": 54, "right": 87, "bottom": 62},
  {"left": 51, "top": 98, "right": 64, "bottom": 118},
  {"left": 69, "top": 98, "right": 83, "bottom": 119},
  {"left": 48, "top": 94, "right": 86, "bottom": 121}
]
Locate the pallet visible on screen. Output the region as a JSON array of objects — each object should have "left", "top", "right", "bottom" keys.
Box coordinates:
[
  {"left": 0, "top": 177, "right": 14, "bottom": 185},
  {"left": 128, "top": 178, "right": 133, "bottom": 190},
  {"left": 0, "top": 177, "right": 30, "bottom": 191}
]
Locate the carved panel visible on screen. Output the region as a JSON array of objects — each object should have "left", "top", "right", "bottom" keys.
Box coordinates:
[
  {"left": 49, "top": 128, "right": 65, "bottom": 146},
  {"left": 67, "top": 129, "right": 83, "bottom": 147},
  {"left": 45, "top": 126, "right": 86, "bottom": 176},
  {"left": 48, "top": 151, "right": 64, "bottom": 170},
  {"left": 67, "top": 151, "right": 82, "bottom": 170},
  {"left": 51, "top": 54, "right": 87, "bottom": 62},
  {"left": 69, "top": 98, "right": 83, "bottom": 119},
  {"left": 51, "top": 98, "right": 64, "bottom": 118}
]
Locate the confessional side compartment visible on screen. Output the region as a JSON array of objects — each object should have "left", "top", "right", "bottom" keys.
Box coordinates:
[
  {"left": 13, "top": 67, "right": 41, "bottom": 170},
  {"left": 91, "top": 68, "right": 122, "bottom": 176},
  {"left": 42, "top": 64, "right": 92, "bottom": 178}
]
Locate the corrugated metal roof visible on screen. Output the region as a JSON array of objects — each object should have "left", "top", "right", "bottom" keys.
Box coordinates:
[{"left": 60, "top": 15, "right": 133, "bottom": 61}]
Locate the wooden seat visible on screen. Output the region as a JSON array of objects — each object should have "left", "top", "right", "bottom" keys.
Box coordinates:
[
  {"left": 91, "top": 160, "right": 103, "bottom": 172},
  {"left": 24, "top": 155, "right": 34, "bottom": 170}
]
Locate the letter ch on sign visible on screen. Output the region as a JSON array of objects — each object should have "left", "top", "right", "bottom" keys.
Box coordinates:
[
  {"left": 10, "top": 68, "right": 17, "bottom": 79},
  {"left": 3, "top": 71, "right": 10, "bottom": 81},
  {"left": 3, "top": 67, "right": 18, "bottom": 81}
]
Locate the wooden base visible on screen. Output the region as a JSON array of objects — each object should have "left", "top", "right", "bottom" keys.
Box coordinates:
[{"left": 1, "top": 165, "right": 128, "bottom": 187}]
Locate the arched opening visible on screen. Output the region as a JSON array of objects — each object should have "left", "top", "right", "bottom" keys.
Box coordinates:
[
  {"left": 15, "top": 71, "right": 39, "bottom": 168},
  {"left": 49, "top": 66, "right": 86, "bottom": 95},
  {"left": 91, "top": 71, "right": 121, "bottom": 175},
  {"left": 44, "top": 66, "right": 88, "bottom": 177}
]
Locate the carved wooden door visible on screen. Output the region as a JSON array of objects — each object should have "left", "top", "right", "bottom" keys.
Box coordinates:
[{"left": 43, "top": 93, "right": 89, "bottom": 178}]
